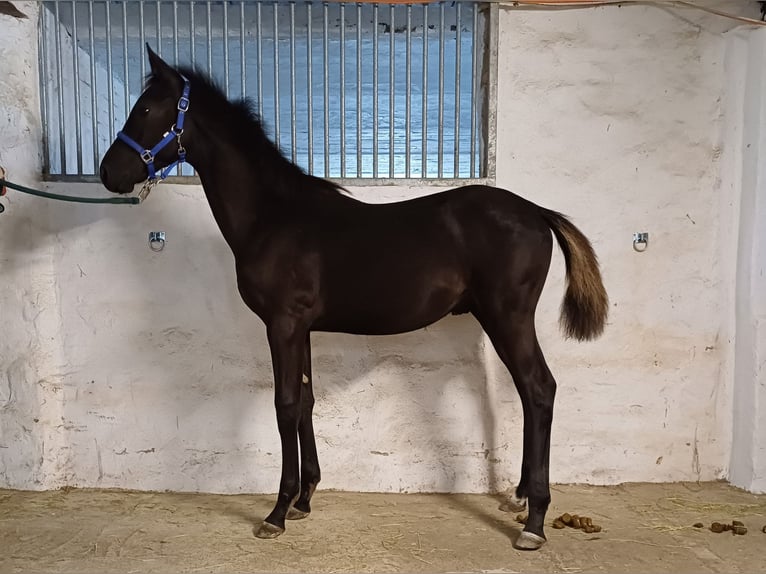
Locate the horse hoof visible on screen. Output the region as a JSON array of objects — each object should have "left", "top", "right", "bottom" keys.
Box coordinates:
[
  {"left": 499, "top": 494, "right": 527, "bottom": 513},
  {"left": 286, "top": 507, "right": 310, "bottom": 520},
  {"left": 514, "top": 531, "right": 547, "bottom": 551},
  {"left": 254, "top": 521, "right": 285, "bottom": 539}
]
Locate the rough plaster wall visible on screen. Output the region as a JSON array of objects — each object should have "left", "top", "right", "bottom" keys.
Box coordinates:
[
  {"left": 0, "top": 3, "right": 62, "bottom": 488},
  {"left": 0, "top": 2, "right": 758, "bottom": 493}
]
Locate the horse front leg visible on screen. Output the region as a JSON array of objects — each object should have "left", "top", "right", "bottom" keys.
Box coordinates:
[
  {"left": 286, "top": 333, "right": 321, "bottom": 520},
  {"left": 255, "top": 319, "right": 306, "bottom": 539}
]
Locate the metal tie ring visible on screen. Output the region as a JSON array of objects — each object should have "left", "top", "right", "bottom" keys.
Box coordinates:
[{"left": 149, "top": 231, "right": 166, "bottom": 252}]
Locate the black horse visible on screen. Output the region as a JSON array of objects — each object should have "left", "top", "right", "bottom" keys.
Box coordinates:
[{"left": 99, "top": 47, "right": 608, "bottom": 551}]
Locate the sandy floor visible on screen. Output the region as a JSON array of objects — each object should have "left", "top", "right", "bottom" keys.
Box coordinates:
[{"left": 1, "top": 482, "right": 764, "bottom": 573}]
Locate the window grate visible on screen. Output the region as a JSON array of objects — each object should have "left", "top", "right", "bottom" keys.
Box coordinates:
[{"left": 39, "top": 1, "right": 495, "bottom": 183}]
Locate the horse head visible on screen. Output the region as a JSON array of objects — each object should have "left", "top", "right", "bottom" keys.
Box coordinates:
[{"left": 100, "top": 46, "right": 190, "bottom": 195}]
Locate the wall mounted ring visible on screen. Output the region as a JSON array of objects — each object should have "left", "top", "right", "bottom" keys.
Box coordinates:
[
  {"left": 149, "top": 231, "right": 166, "bottom": 252},
  {"left": 633, "top": 232, "right": 649, "bottom": 252}
]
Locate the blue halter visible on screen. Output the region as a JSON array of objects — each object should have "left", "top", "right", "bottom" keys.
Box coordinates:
[{"left": 117, "top": 76, "right": 190, "bottom": 182}]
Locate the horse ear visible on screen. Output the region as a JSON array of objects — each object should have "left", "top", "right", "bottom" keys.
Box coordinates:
[{"left": 146, "top": 44, "right": 180, "bottom": 85}]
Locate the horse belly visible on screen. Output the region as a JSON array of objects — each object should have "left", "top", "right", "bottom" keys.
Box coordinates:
[{"left": 316, "top": 257, "right": 468, "bottom": 335}]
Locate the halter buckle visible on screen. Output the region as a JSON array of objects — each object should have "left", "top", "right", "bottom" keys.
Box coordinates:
[
  {"left": 138, "top": 179, "right": 158, "bottom": 202},
  {"left": 177, "top": 96, "right": 190, "bottom": 112},
  {"left": 140, "top": 150, "right": 154, "bottom": 164}
]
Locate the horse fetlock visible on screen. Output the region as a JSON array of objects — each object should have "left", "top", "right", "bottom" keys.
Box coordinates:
[
  {"left": 277, "top": 485, "right": 301, "bottom": 504},
  {"left": 304, "top": 480, "right": 319, "bottom": 498},
  {"left": 283, "top": 490, "right": 301, "bottom": 511},
  {"left": 287, "top": 480, "right": 317, "bottom": 519}
]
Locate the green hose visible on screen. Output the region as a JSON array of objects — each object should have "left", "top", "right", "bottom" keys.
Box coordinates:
[{"left": 0, "top": 178, "right": 140, "bottom": 205}]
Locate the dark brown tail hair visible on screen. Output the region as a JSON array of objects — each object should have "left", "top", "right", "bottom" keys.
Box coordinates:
[{"left": 541, "top": 210, "right": 608, "bottom": 341}]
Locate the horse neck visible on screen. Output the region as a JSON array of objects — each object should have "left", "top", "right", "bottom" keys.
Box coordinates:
[{"left": 185, "top": 120, "right": 287, "bottom": 251}]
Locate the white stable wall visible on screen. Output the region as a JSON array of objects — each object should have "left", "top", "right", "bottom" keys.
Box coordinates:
[
  {"left": 724, "top": 26, "right": 766, "bottom": 494},
  {"left": 1, "top": 2, "right": 53, "bottom": 488},
  {"left": 1, "top": 1, "right": 763, "bottom": 493}
]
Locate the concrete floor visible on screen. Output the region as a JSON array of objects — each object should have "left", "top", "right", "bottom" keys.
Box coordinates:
[{"left": 1, "top": 482, "right": 764, "bottom": 573}]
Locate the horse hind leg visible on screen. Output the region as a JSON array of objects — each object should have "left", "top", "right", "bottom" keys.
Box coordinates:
[{"left": 476, "top": 310, "right": 557, "bottom": 551}]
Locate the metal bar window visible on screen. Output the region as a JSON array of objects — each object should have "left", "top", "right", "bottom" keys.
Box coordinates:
[{"left": 39, "top": 0, "right": 495, "bottom": 184}]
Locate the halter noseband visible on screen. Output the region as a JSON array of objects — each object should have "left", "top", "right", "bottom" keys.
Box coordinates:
[{"left": 117, "top": 76, "right": 190, "bottom": 185}]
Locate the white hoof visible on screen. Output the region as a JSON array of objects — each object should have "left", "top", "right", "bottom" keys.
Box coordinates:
[
  {"left": 514, "top": 531, "right": 546, "bottom": 551},
  {"left": 499, "top": 493, "right": 527, "bottom": 513}
]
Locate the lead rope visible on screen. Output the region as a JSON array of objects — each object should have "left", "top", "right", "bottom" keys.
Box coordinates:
[{"left": 0, "top": 175, "right": 141, "bottom": 215}]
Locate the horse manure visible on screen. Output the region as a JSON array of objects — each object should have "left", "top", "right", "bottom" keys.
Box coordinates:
[
  {"left": 552, "top": 513, "right": 602, "bottom": 534},
  {"left": 515, "top": 514, "right": 527, "bottom": 525},
  {"left": 708, "top": 520, "right": 749, "bottom": 535},
  {"left": 693, "top": 522, "right": 704, "bottom": 528},
  {"left": 762, "top": 525, "right": 766, "bottom": 534},
  {"left": 721, "top": 520, "right": 744, "bottom": 535}
]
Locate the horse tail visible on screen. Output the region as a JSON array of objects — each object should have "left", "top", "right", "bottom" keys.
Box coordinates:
[{"left": 540, "top": 209, "right": 608, "bottom": 341}]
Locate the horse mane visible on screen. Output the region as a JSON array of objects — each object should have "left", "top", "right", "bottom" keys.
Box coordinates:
[{"left": 147, "top": 67, "right": 347, "bottom": 199}]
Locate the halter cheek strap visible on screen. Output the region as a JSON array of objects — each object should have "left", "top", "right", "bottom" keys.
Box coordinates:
[{"left": 117, "top": 76, "right": 190, "bottom": 182}]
